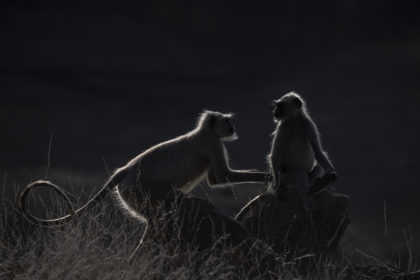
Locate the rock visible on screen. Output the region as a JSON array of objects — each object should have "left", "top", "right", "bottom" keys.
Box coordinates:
[
  {"left": 235, "top": 188, "right": 350, "bottom": 255},
  {"left": 143, "top": 192, "right": 257, "bottom": 250},
  {"left": 344, "top": 264, "right": 420, "bottom": 280}
]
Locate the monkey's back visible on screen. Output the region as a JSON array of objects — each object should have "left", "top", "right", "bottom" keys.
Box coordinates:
[{"left": 120, "top": 134, "right": 211, "bottom": 194}]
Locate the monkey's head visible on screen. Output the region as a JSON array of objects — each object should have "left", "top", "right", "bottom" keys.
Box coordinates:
[
  {"left": 272, "top": 92, "right": 304, "bottom": 121},
  {"left": 199, "top": 110, "right": 238, "bottom": 141}
]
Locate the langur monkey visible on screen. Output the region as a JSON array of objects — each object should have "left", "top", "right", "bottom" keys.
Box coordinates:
[
  {"left": 20, "top": 110, "right": 269, "bottom": 236},
  {"left": 268, "top": 92, "right": 337, "bottom": 212}
]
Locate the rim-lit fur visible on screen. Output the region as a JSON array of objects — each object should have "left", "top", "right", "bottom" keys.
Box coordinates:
[
  {"left": 268, "top": 92, "right": 335, "bottom": 212},
  {"left": 19, "top": 109, "right": 268, "bottom": 257}
]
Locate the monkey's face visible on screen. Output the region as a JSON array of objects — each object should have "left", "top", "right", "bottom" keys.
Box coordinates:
[
  {"left": 273, "top": 102, "right": 285, "bottom": 120},
  {"left": 273, "top": 94, "right": 303, "bottom": 121},
  {"left": 214, "top": 116, "right": 238, "bottom": 141}
]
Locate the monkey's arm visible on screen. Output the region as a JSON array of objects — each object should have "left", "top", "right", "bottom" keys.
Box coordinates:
[
  {"left": 227, "top": 169, "right": 267, "bottom": 184},
  {"left": 307, "top": 122, "right": 335, "bottom": 173},
  {"left": 207, "top": 168, "right": 267, "bottom": 186},
  {"left": 269, "top": 131, "right": 282, "bottom": 189},
  {"left": 206, "top": 145, "right": 267, "bottom": 186}
]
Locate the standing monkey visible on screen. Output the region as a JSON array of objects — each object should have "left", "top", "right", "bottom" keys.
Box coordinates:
[
  {"left": 20, "top": 110, "right": 269, "bottom": 251},
  {"left": 268, "top": 92, "right": 337, "bottom": 213}
]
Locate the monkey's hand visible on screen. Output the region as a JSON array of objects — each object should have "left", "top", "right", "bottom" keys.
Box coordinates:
[
  {"left": 324, "top": 163, "right": 338, "bottom": 181},
  {"left": 324, "top": 164, "right": 336, "bottom": 176},
  {"left": 328, "top": 171, "right": 338, "bottom": 182}
]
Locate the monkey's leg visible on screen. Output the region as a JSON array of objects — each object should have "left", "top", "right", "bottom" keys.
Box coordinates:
[
  {"left": 308, "top": 171, "right": 338, "bottom": 194},
  {"left": 275, "top": 172, "right": 295, "bottom": 202},
  {"left": 118, "top": 184, "right": 169, "bottom": 262},
  {"left": 308, "top": 164, "right": 323, "bottom": 185},
  {"left": 129, "top": 218, "right": 149, "bottom": 262},
  {"left": 295, "top": 171, "right": 316, "bottom": 213}
]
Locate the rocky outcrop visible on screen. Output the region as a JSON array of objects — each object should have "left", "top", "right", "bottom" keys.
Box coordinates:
[{"left": 235, "top": 188, "right": 350, "bottom": 255}]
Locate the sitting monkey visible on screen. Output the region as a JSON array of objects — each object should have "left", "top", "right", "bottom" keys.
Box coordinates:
[{"left": 268, "top": 92, "right": 337, "bottom": 213}]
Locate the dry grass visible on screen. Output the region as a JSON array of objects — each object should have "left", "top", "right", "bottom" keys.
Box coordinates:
[{"left": 0, "top": 179, "right": 419, "bottom": 280}]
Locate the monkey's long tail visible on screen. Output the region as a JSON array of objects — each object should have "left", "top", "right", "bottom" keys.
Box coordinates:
[{"left": 19, "top": 173, "right": 124, "bottom": 227}]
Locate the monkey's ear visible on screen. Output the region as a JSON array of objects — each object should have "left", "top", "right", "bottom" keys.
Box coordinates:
[{"left": 293, "top": 97, "right": 303, "bottom": 108}]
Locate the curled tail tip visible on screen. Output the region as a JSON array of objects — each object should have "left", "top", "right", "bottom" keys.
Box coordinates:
[
  {"left": 19, "top": 179, "right": 75, "bottom": 227},
  {"left": 30, "top": 180, "right": 53, "bottom": 186}
]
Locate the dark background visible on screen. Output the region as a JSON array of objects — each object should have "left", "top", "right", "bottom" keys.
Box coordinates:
[{"left": 1, "top": 1, "right": 419, "bottom": 259}]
